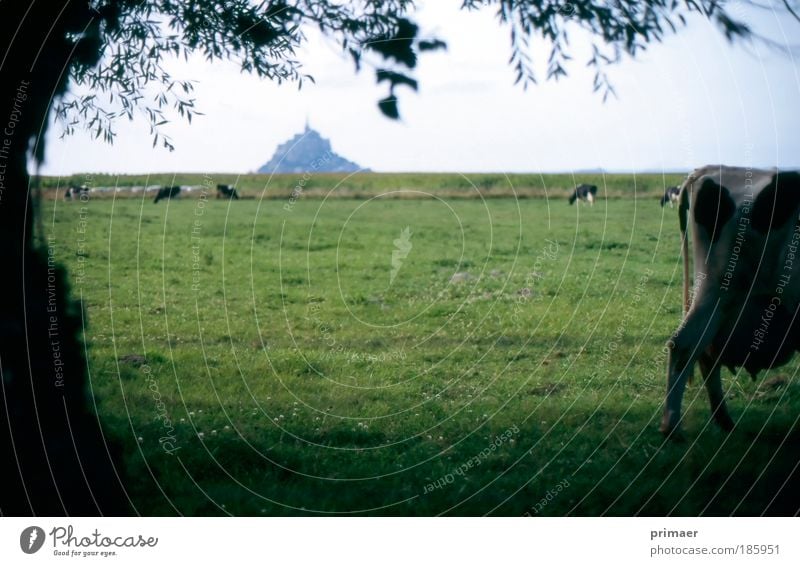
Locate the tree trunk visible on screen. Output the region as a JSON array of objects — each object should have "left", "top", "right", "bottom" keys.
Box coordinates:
[{"left": 1, "top": 2, "right": 128, "bottom": 515}]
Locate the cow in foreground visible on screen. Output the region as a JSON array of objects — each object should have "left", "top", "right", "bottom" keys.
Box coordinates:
[
  {"left": 660, "top": 186, "right": 680, "bottom": 208},
  {"left": 216, "top": 184, "right": 239, "bottom": 200},
  {"left": 569, "top": 184, "right": 597, "bottom": 206},
  {"left": 154, "top": 185, "right": 181, "bottom": 203},
  {"left": 662, "top": 165, "right": 800, "bottom": 437}
]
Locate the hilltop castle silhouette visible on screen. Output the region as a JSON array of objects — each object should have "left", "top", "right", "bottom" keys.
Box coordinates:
[{"left": 257, "top": 122, "right": 367, "bottom": 174}]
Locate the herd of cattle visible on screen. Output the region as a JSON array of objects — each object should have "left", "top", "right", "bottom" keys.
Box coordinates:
[
  {"left": 567, "top": 183, "right": 681, "bottom": 208},
  {"left": 70, "top": 181, "right": 679, "bottom": 207},
  {"left": 68, "top": 181, "right": 680, "bottom": 207},
  {"left": 64, "top": 183, "right": 239, "bottom": 202},
  {"left": 65, "top": 167, "right": 800, "bottom": 438}
]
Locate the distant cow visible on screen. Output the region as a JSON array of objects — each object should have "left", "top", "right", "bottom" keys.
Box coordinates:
[
  {"left": 65, "top": 184, "right": 89, "bottom": 201},
  {"left": 661, "top": 165, "right": 800, "bottom": 437},
  {"left": 569, "top": 184, "right": 597, "bottom": 206},
  {"left": 153, "top": 186, "right": 180, "bottom": 204},
  {"left": 216, "top": 184, "right": 239, "bottom": 200},
  {"left": 660, "top": 186, "right": 680, "bottom": 208}
]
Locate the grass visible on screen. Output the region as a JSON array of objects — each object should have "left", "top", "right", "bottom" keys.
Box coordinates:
[{"left": 41, "top": 180, "right": 800, "bottom": 516}]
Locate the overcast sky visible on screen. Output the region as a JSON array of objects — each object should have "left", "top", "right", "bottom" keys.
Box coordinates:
[{"left": 40, "top": 1, "right": 800, "bottom": 176}]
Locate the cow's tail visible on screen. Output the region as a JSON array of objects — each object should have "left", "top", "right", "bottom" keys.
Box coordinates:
[{"left": 678, "top": 177, "right": 692, "bottom": 314}]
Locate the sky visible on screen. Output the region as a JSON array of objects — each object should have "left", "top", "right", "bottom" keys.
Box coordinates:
[{"left": 39, "top": 1, "right": 800, "bottom": 176}]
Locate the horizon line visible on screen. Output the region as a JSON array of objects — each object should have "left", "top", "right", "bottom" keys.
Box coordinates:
[{"left": 34, "top": 166, "right": 797, "bottom": 178}]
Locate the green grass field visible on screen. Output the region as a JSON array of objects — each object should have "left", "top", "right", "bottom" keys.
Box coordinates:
[{"left": 41, "top": 175, "right": 800, "bottom": 516}]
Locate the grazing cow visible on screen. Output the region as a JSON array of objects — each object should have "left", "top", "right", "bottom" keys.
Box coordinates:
[
  {"left": 569, "top": 184, "right": 597, "bottom": 206},
  {"left": 153, "top": 185, "right": 181, "bottom": 204},
  {"left": 216, "top": 184, "right": 239, "bottom": 200},
  {"left": 661, "top": 165, "right": 800, "bottom": 437},
  {"left": 64, "top": 184, "right": 89, "bottom": 201},
  {"left": 660, "top": 185, "right": 680, "bottom": 208}
]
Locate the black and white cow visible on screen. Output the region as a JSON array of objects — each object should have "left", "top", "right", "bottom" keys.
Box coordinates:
[
  {"left": 569, "top": 184, "right": 597, "bottom": 206},
  {"left": 65, "top": 184, "right": 89, "bottom": 201},
  {"left": 153, "top": 185, "right": 181, "bottom": 204},
  {"left": 216, "top": 184, "right": 239, "bottom": 200},
  {"left": 660, "top": 185, "right": 680, "bottom": 208},
  {"left": 661, "top": 165, "right": 800, "bottom": 437}
]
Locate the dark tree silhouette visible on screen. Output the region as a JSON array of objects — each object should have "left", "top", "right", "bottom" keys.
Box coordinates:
[{"left": 0, "top": 0, "right": 772, "bottom": 515}]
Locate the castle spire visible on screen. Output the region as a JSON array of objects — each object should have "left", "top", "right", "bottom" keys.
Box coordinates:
[{"left": 304, "top": 115, "right": 310, "bottom": 132}]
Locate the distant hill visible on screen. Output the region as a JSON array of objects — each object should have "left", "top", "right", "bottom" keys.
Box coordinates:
[{"left": 257, "top": 124, "right": 367, "bottom": 174}]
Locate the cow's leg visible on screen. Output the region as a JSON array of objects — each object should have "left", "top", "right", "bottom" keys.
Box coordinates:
[
  {"left": 661, "top": 300, "right": 722, "bottom": 437},
  {"left": 698, "top": 352, "right": 734, "bottom": 431}
]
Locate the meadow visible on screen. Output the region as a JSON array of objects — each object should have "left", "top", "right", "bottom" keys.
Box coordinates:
[{"left": 41, "top": 173, "right": 800, "bottom": 516}]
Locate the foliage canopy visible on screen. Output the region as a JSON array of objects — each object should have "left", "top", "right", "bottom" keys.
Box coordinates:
[{"left": 53, "top": 0, "right": 764, "bottom": 150}]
